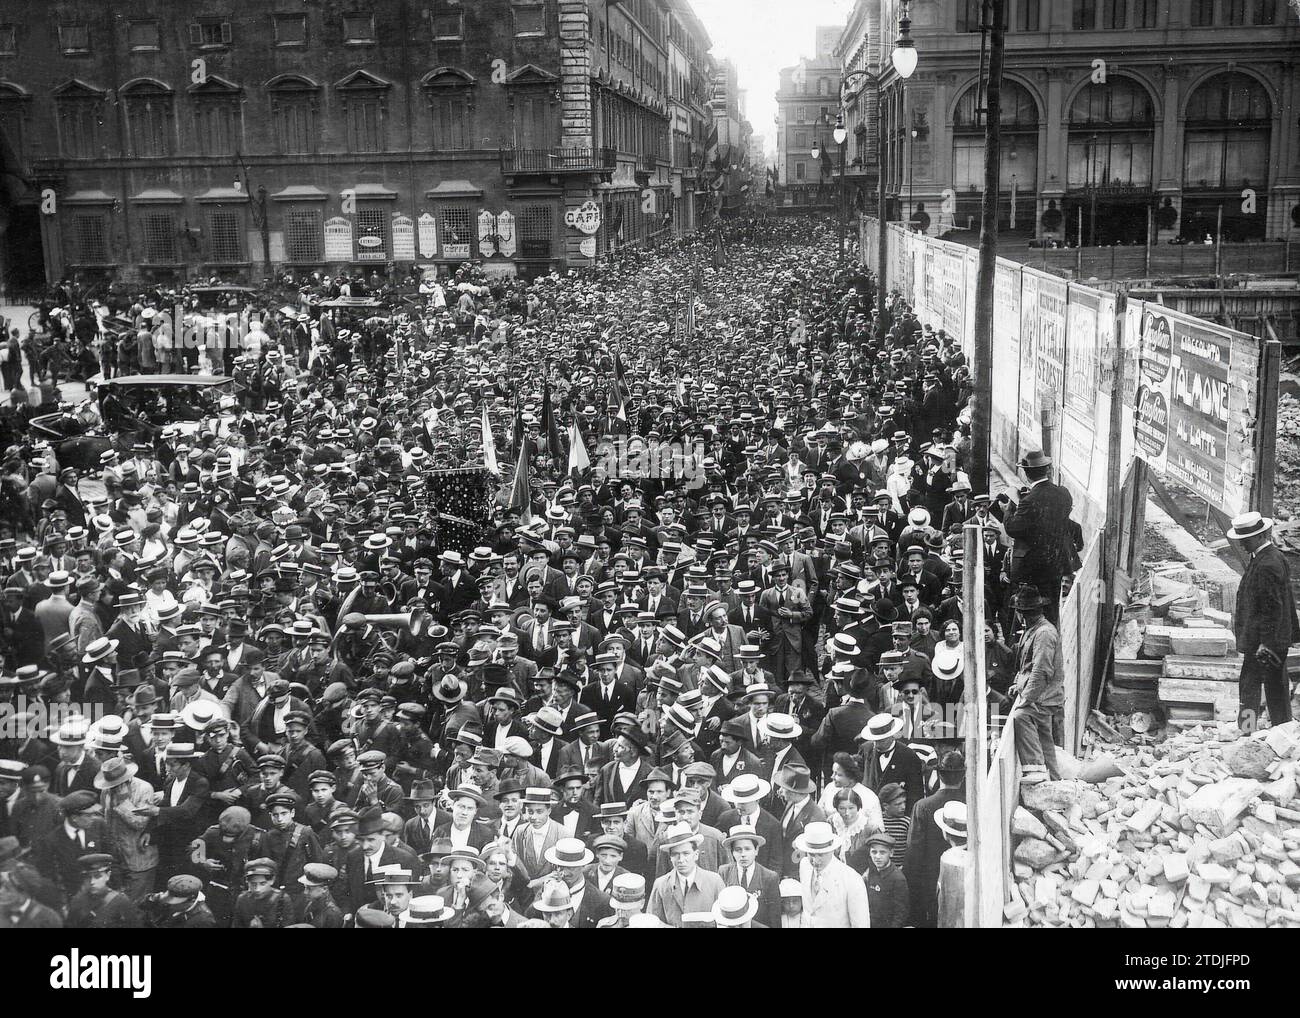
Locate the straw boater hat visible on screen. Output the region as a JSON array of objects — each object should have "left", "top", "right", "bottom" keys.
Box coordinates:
[
  {"left": 712, "top": 884, "right": 760, "bottom": 927},
  {"left": 757, "top": 712, "right": 801, "bottom": 741},
  {"left": 935, "top": 801, "right": 969, "bottom": 839},
  {"left": 792, "top": 820, "right": 842, "bottom": 855},
  {"left": 1225, "top": 511, "right": 1272, "bottom": 541},
  {"left": 544, "top": 838, "right": 594, "bottom": 868},
  {"left": 722, "top": 823, "right": 766, "bottom": 850},
  {"left": 399, "top": 895, "right": 456, "bottom": 926},
  {"left": 931, "top": 643, "right": 963, "bottom": 681},
  {"left": 858, "top": 713, "right": 905, "bottom": 742},
  {"left": 720, "top": 772, "right": 771, "bottom": 805}
]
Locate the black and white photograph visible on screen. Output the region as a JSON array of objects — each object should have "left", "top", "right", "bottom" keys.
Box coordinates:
[{"left": 0, "top": 0, "right": 1295, "bottom": 986}]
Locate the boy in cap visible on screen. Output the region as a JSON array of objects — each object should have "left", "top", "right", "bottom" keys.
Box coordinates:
[
  {"left": 858, "top": 831, "right": 909, "bottom": 928},
  {"left": 232, "top": 856, "right": 293, "bottom": 928},
  {"left": 298, "top": 862, "right": 345, "bottom": 928},
  {"left": 263, "top": 789, "right": 323, "bottom": 896},
  {"left": 141, "top": 873, "right": 217, "bottom": 928},
  {"left": 65, "top": 852, "right": 141, "bottom": 928}
]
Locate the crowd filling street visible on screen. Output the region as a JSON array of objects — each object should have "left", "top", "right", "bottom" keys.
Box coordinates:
[{"left": 0, "top": 213, "right": 1094, "bottom": 929}]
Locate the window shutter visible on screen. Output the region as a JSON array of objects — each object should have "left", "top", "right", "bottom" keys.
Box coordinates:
[
  {"left": 189, "top": 23, "right": 202, "bottom": 45},
  {"left": 221, "top": 21, "right": 232, "bottom": 44}
]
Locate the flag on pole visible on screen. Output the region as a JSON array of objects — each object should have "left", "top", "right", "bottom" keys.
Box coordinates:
[
  {"left": 1009, "top": 176, "right": 1018, "bottom": 230},
  {"left": 541, "top": 379, "right": 562, "bottom": 460},
  {"left": 507, "top": 449, "right": 532, "bottom": 524},
  {"left": 511, "top": 393, "right": 524, "bottom": 459},
  {"left": 567, "top": 418, "right": 590, "bottom": 482},
  {"left": 612, "top": 347, "right": 629, "bottom": 423},
  {"left": 481, "top": 403, "right": 498, "bottom": 475}
]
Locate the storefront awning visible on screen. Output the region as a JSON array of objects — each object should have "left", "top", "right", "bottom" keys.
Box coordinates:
[{"left": 62, "top": 189, "right": 116, "bottom": 205}]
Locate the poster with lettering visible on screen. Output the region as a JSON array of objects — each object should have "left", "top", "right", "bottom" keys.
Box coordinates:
[
  {"left": 992, "top": 259, "right": 1022, "bottom": 460},
  {"left": 391, "top": 213, "right": 415, "bottom": 261},
  {"left": 1060, "top": 285, "right": 1099, "bottom": 490},
  {"left": 1166, "top": 311, "right": 1232, "bottom": 507},
  {"left": 1133, "top": 303, "right": 1175, "bottom": 476},
  {"left": 940, "top": 246, "right": 965, "bottom": 344},
  {"left": 323, "top": 216, "right": 352, "bottom": 262},
  {"left": 1035, "top": 274, "right": 1067, "bottom": 423},
  {"left": 418, "top": 212, "right": 437, "bottom": 258},
  {"left": 1018, "top": 270, "right": 1041, "bottom": 452}
]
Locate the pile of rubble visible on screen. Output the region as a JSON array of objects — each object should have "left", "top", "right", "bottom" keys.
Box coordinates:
[{"left": 1003, "top": 721, "right": 1300, "bottom": 929}]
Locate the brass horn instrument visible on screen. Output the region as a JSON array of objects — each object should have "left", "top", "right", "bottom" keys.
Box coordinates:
[{"left": 356, "top": 608, "right": 430, "bottom": 638}]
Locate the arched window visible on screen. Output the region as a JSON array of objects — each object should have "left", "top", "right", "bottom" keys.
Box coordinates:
[
  {"left": 1182, "top": 72, "right": 1271, "bottom": 240},
  {"left": 951, "top": 79, "right": 1038, "bottom": 193},
  {"left": 1183, "top": 72, "right": 1270, "bottom": 191},
  {"left": 1067, "top": 77, "right": 1154, "bottom": 189}
]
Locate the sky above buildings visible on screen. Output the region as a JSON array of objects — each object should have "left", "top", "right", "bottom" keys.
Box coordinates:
[{"left": 690, "top": 0, "right": 857, "bottom": 156}]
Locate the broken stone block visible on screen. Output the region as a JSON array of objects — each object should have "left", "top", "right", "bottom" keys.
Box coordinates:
[
  {"left": 1163, "top": 853, "right": 1190, "bottom": 883},
  {"left": 1185, "top": 778, "right": 1262, "bottom": 833},
  {"left": 1072, "top": 880, "right": 1100, "bottom": 906},
  {"left": 1197, "top": 861, "right": 1234, "bottom": 885},
  {"left": 1014, "top": 838, "right": 1060, "bottom": 869},
  {"left": 1223, "top": 740, "right": 1276, "bottom": 780},
  {"left": 1021, "top": 780, "right": 1086, "bottom": 813},
  {"left": 1012, "top": 807, "right": 1047, "bottom": 840}
]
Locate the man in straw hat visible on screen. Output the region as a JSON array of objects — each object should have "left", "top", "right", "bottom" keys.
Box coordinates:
[
  {"left": 794, "top": 820, "right": 869, "bottom": 928},
  {"left": 718, "top": 823, "right": 781, "bottom": 928},
  {"left": 645, "top": 820, "right": 725, "bottom": 928},
  {"left": 1007, "top": 585, "right": 1064, "bottom": 785},
  {"left": 1226, "top": 511, "right": 1299, "bottom": 731},
  {"left": 935, "top": 801, "right": 969, "bottom": 929}
]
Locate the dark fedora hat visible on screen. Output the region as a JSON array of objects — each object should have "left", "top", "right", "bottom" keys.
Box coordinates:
[
  {"left": 1019, "top": 450, "right": 1052, "bottom": 470},
  {"left": 1011, "top": 585, "right": 1048, "bottom": 610}
]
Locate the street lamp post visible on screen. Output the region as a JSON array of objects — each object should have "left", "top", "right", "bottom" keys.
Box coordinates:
[
  {"left": 877, "top": 1, "right": 918, "bottom": 331},
  {"left": 834, "top": 115, "right": 848, "bottom": 260}
]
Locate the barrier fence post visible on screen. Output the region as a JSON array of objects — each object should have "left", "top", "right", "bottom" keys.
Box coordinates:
[{"left": 962, "top": 523, "right": 986, "bottom": 928}]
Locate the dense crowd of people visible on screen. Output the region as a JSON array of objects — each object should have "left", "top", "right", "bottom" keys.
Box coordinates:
[{"left": 0, "top": 211, "right": 1079, "bottom": 929}]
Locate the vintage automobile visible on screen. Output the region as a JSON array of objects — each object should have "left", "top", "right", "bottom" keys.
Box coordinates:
[{"left": 29, "top": 373, "right": 238, "bottom": 471}]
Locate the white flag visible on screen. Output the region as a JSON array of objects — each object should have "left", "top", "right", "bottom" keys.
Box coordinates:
[{"left": 481, "top": 404, "right": 498, "bottom": 475}]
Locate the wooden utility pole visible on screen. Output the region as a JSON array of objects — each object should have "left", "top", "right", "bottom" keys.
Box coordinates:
[{"left": 970, "top": 0, "right": 1004, "bottom": 495}]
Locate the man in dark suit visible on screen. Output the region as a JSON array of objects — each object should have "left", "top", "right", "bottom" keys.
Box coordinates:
[
  {"left": 401, "top": 781, "right": 449, "bottom": 857},
  {"left": 718, "top": 825, "right": 782, "bottom": 929},
  {"left": 557, "top": 713, "right": 613, "bottom": 779},
  {"left": 32, "top": 790, "right": 110, "bottom": 899},
  {"left": 772, "top": 765, "right": 825, "bottom": 878},
  {"left": 1002, "top": 450, "right": 1076, "bottom": 625},
  {"left": 595, "top": 728, "right": 654, "bottom": 806},
  {"left": 904, "top": 750, "right": 966, "bottom": 928},
  {"left": 709, "top": 716, "right": 764, "bottom": 787},
  {"left": 154, "top": 744, "right": 211, "bottom": 882},
  {"left": 1227, "top": 512, "right": 1300, "bottom": 730},
  {"left": 579, "top": 657, "right": 637, "bottom": 738},
  {"left": 775, "top": 671, "right": 827, "bottom": 775},
  {"left": 104, "top": 591, "right": 153, "bottom": 672},
  {"left": 51, "top": 725, "right": 101, "bottom": 796},
  {"left": 858, "top": 714, "right": 925, "bottom": 812}
]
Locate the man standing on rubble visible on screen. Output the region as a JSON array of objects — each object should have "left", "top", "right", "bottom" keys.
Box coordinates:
[
  {"left": 1008, "top": 586, "right": 1064, "bottom": 785},
  {"left": 1227, "top": 512, "right": 1299, "bottom": 732}
]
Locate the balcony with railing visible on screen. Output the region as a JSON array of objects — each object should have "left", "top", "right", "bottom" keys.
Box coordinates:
[{"left": 499, "top": 147, "right": 617, "bottom": 174}]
